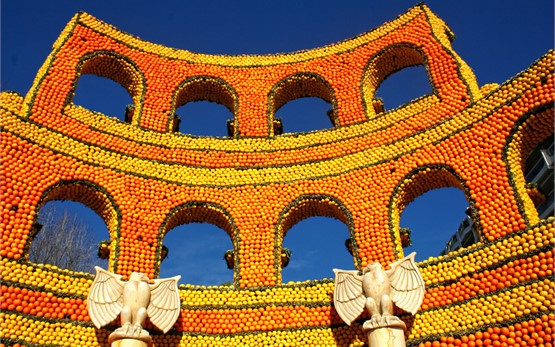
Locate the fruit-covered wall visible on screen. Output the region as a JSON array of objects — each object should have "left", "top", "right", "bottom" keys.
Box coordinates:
[{"left": 1, "top": 4, "right": 553, "bottom": 347}]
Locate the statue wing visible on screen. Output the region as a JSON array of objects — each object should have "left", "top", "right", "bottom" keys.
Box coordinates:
[
  {"left": 386, "top": 252, "right": 425, "bottom": 315},
  {"left": 87, "top": 266, "right": 124, "bottom": 328},
  {"left": 147, "top": 275, "right": 182, "bottom": 333},
  {"left": 333, "top": 269, "right": 365, "bottom": 325}
]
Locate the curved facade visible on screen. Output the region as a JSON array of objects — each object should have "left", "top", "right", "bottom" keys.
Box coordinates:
[{"left": 1, "top": 4, "right": 553, "bottom": 346}]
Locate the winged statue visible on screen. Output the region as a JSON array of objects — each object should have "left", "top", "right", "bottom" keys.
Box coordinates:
[
  {"left": 87, "top": 266, "right": 181, "bottom": 343},
  {"left": 333, "top": 252, "right": 424, "bottom": 327}
]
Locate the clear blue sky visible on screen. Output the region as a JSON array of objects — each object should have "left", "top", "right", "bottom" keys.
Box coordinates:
[{"left": 2, "top": 1, "right": 553, "bottom": 285}]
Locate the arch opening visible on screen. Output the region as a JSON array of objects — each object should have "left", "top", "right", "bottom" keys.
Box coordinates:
[
  {"left": 70, "top": 53, "right": 144, "bottom": 123},
  {"left": 281, "top": 216, "right": 353, "bottom": 283},
  {"left": 274, "top": 97, "right": 334, "bottom": 134},
  {"left": 158, "top": 203, "right": 238, "bottom": 286},
  {"left": 374, "top": 65, "right": 433, "bottom": 112},
  {"left": 172, "top": 77, "right": 238, "bottom": 136},
  {"left": 400, "top": 188, "right": 473, "bottom": 260},
  {"left": 390, "top": 167, "right": 478, "bottom": 262},
  {"left": 275, "top": 196, "right": 359, "bottom": 283},
  {"left": 269, "top": 73, "right": 337, "bottom": 135},
  {"left": 523, "top": 136, "right": 554, "bottom": 220},
  {"left": 72, "top": 74, "right": 134, "bottom": 122},
  {"left": 27, "top": 181, "right": 119, "bottom": 273},
  {"left": 174, "top": 101, "right": 235, "bottom": 137},
  {"left": 362, "top": 45, "right": 435, "bottom": 117},
  {"left": 506, "top": 107, "right": 554, "bottom": 224}
]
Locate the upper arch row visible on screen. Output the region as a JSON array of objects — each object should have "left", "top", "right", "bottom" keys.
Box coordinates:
[{"left": 23, "top": 5, "right": 479, "bottom": 136}]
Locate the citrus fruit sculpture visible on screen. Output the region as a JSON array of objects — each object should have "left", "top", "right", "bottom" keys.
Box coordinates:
[{"left": 0, "top": 4, "right": 553, "bottom": 347}]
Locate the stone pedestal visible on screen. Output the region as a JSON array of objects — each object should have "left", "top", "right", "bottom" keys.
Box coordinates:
[
  {"left": 109, "top": 331, "right": 152, "bottom": 347},
  {"left": 363, "top": 316, "right": 407, "bottom": 347},
  {"left": 111, "top": 338, "right": 150, "bottom": 347}
]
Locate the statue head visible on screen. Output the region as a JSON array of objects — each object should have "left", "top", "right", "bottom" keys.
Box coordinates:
[
  {"left": 129, "top": 272, "right": 150, "bottom": 282},
  {"left": 362, "top": 262, "right": 383, "bottom": 274}
]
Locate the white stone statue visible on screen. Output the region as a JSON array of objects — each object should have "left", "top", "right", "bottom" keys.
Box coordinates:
[
  {"left": 87, "top": 267, "right": 181, "bottom": 346},
  {"left": 333, "top": 252, "right": 425, "bottom": 347}
]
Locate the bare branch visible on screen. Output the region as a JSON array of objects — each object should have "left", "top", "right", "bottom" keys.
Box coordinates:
[{"left": 29, "top": 205, "right": 106, "bottom": 273}]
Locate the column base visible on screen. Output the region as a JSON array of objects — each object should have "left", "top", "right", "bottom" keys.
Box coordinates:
[
  {"left": 363, "top": 315, "right": 407, "bottom": 347},
  {"left": 111, "top": 338, "right": 151, "bottom": 347},
  {"left": 109, "top": 330, "right": 153, "bottom": 347}
]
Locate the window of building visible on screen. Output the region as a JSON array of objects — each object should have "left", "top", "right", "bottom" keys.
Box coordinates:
[
  {"left": 159, "top": 223, "right": 234, "bottom": 286},
  {"left": 400, "top": 187, "right": 472, "bottom": 261},
  {"left": 269, "top": 73, "right": 337, "bottom": 135},
  {"left": 174, "top": 100, "right": 234, "bottom": 137},
  {"left": 29, "top": 200, "right": 108, "bottom": 273},
  {"left": 281, "top": 216, "right": 354, "bottom": 283},
  {"left": 73, "top": 74, "right": 134, "bottom": 122},
  {"left": 524, "top": 137, "right": 554, "bottom": 219},
  {"left": 274, "top": 97, "right": 334, "bottom": 134},
  {"left": 172, "top": 77, "right": 237, "bottom": 136},
  {"left": 374, "top": 65, "right": 432, "bottom": 112}
]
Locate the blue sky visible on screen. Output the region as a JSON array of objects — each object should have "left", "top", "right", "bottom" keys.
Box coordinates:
[{"left": 2, "top": 1, "right": 553, "bottom": 285}]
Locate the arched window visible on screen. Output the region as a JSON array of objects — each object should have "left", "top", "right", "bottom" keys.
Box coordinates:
[
  {"left": 175, "top": 101, "right": 235, "bottom": 137},
  {"left": 72, "top": 74, "right": 134, "bottom": 122},
  {"left": 70, "top": 52, "right": 144, "bottom": 124},
  {"left": 27, "top": 181, "right": 120, "bottom": 273},
  {"left": 158, "top": 202, "right": 238, "bottom": 286},
  {"left": 159, "top": 223, "right": 234, "bottom": 286},
  {"left": 276, "top": 195, "right": 358, "bottom": 284},
  {"left": 274, "top": 97, "right": 334, "bottom": 134},
  {"left": 269, "top": 73, "right": 337, "bottom": 135},
  {"left": 524, "top": 136, "right": 554, "bottom": 219},
  {"left": 281, "top": 216, "right": 353, "bottom": 283},
  {"left": 506, "top": 107, "right": 553, "bottom": 224},
  {"left": 374, "top": 65, "right": 432, "bottom": 112},
  {"left": 400, "top": 188, "right": 472, "bottom": 261},
  {"left": 172, "top": 77, "right": 238, "bottom": 137},
  {"left": 390, "top": 166, "right": 478, "bottom": 261},
  {"left": 362, "top": 45, "right": 435, "bottom": 117},
  {"left": 29, "top": 201, "right": 108, "bottom": 272}
]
